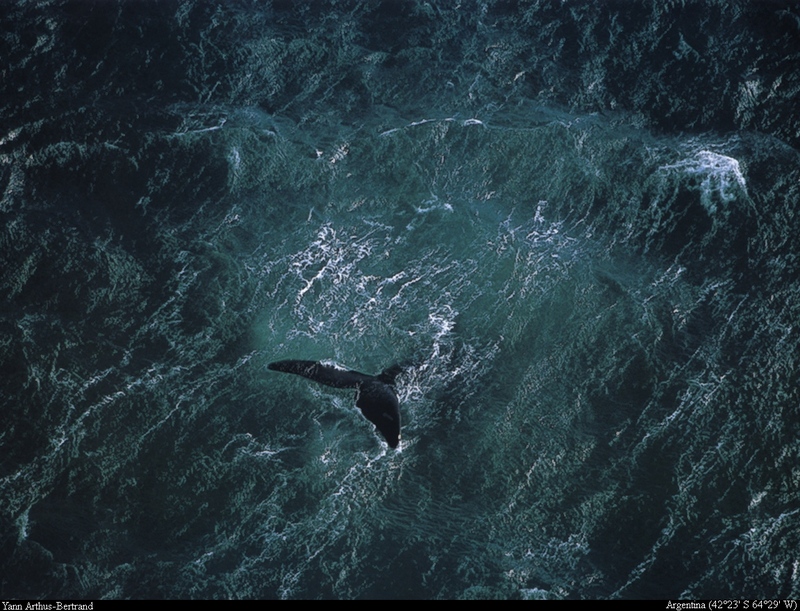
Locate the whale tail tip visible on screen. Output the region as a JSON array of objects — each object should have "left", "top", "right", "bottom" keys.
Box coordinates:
[{"left": 377, "top": 363, "right": 404, "bottom": 386}]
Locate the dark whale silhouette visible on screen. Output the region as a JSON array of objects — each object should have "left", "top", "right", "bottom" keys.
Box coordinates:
[{"left": 267, "top": 359, "right": 404, "bottom": 448}]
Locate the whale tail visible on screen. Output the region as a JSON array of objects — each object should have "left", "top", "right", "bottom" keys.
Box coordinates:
[
  {"left": 267, "top": 358, "right": 404, "bottom": 448},
  {"left": 267, "top": 359, "right": 370, "bottom": 389},
  {"left": 377, "top": 363, "right": 404, "bottom": 386}
]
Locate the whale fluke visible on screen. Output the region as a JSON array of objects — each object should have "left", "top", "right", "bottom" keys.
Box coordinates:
[{"left": 267, "top": 359, "right": 402, "bottom": 448}]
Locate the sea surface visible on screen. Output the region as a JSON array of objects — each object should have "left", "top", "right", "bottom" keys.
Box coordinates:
[{"left": 2, "top": 0, "right": 800, "bottom": 600}]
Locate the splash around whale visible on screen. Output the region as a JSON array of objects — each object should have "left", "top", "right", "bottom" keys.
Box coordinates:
[{"left": 267, "top": 359, "right": 404, "bottom": 448}]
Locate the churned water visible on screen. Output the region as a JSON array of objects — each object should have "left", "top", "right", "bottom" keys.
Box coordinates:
[{"left": 2, "top": 1, "right": 799, "bottom": 599}]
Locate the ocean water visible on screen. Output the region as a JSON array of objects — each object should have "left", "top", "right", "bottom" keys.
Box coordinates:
[{"left": 2, "top": 0, "right": 800, "bottom": 600}]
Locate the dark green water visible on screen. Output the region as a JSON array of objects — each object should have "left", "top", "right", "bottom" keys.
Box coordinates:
[{"left": 2, "top": 0, "right": 799, "bottom": 599}]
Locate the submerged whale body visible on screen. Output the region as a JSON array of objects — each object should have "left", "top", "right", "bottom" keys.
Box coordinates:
[{"left": 267, "top": 359, "right": 403, "bottom": 448}]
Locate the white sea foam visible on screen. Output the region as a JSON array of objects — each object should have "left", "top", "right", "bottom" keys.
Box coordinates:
[{"left": 660, "top": 150, "right": 748, "bottom": 214}]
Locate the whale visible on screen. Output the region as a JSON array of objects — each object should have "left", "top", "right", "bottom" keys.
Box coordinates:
[{"left": 267, "top": 359, "right": 404, "bottom": 448}]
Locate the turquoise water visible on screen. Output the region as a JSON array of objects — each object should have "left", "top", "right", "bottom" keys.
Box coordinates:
[{"left": 2, "top": 1, "right": 800, "bottom": 599}]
